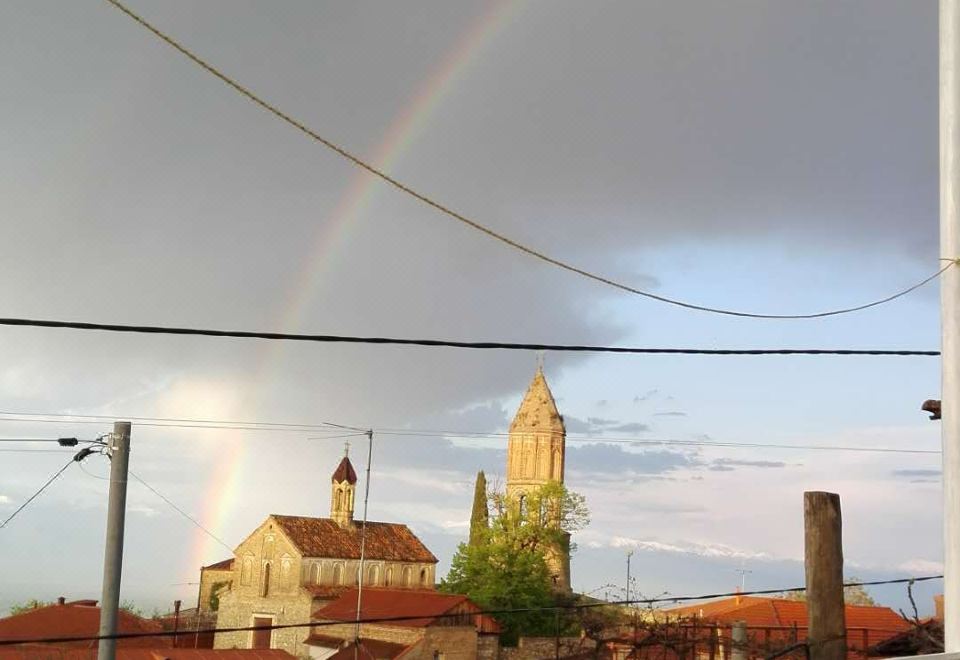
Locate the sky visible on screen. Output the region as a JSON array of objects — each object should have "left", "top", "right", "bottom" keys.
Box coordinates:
[{"left": 0, "top": 0, "right": 947, "bottom": 617}]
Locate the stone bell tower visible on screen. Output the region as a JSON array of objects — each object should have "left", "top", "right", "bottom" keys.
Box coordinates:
[
  {"left": 330, "top": 448, "right": 357, "bottom": 529},
  {"left": 506, "top": 366, "right": 570, "bottom": 592}
]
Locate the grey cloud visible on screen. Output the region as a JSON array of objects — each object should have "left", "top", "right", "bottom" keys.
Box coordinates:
[
  {"left": 607, "top": 423, "right": 651, "bottom": 433},
  {"left": 653, "top": 412, "right": 687, "bottom": 418},
  {"left": 567, "top": 443, "right": 697, "bottom": 476},
  {"left": 893, "top": 469, "right": 941, "bottom": 478},
  {"left": 712, "top": 458, "right": 787, "bottom": 469},
  {"left": 587, "top": 417, "right": 619, "bottom": 427}
]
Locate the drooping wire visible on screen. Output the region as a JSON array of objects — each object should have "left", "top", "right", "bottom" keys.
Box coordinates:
[
  {"left": 0, "top": 574, "right": 942, "bottom": 646},
  {"left": 0, "top": 316, "right": 941, "bottom": 355},
  {"left": 365, "top": 429, "right": 941, "bottom": 455},
  {"left": 101, "top": 0, "right": 954, "bottom": 320},
  {"left": 128, "top": 470, "right": 234, "bottom": 554},
  {"left": 0, "top": 457, "right": 76, "bottom": 529}
]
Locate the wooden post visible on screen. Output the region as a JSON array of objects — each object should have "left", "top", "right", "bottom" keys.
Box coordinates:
[{"left": 804, "top": 492, "right": 846, "bottom": 660}]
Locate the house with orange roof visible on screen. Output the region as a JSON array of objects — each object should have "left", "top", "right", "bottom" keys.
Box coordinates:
[
  {"left": 0, "top": 598, "right": 170, "bottom": 649},
  {"left": 212, "top": 452, "right": 438, "bottom": 657},
  {"left": 306, "top": 587, "right": 500, "bottom": 660},
  {"left": 661, "top": 595, "right": 911, "bottom": 659}
]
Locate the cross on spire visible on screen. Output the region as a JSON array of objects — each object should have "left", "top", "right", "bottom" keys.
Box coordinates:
[{"left": 344, "top": 440, "right": 350, "bottom": 457}]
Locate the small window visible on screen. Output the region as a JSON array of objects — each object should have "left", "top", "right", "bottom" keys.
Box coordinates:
[
  {"left": 261, "top": 563, "right": 271, "bottom": 597},
  {"left": 333, "top": 563, "right": 344, "bottom": 585},
  {"left": 402, "top": 566, "right": 412, "bottom": 587},
  {"left": 385, "top": 567, "right": 393, "bottom": 587},
  {"left": 419, "top": 568, "right": 427, "bottom": 586},
  {"left": 368, "top": 564, "right": 379, "bottom": 586},
  {"left": 311, "top": 563, "right": 321, "bottom": 585}
]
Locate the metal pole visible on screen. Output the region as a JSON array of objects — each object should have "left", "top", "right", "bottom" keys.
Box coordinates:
[
  {"left": 942, "top": 1, "right": 960, "bottom": 649},
  {"left": 354, "top": 430, "right": 374, "bottom": 657},
  {"left": 98, "top": 421, "right": 131, "bottom": 660},
  {"left": 626, "top": 550, "right": 633, "bottom": 605},
  {"left": 730, "top": 621, "right": 747, "bottom": 660}
]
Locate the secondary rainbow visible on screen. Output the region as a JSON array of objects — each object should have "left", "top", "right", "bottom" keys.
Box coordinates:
[{"left": 187, "top": 0, "right": 523, "bottom": 574}]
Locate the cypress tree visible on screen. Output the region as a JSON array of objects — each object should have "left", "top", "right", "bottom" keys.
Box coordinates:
[{"left": 468, "top": 470, "right": 489, "bottom": 546}]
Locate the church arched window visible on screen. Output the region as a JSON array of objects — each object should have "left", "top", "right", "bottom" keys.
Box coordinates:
[
  {"left": 368, "top": 564, "right": 379, "bottom": 586},
  {"left": 333, "top": 563, "right": 344, "bottom": 585},
  {"left": 385, "top": 567, "right": 393, "bottom": 587},
  {"left": 241, "top": 557, "right": 254, "bottom": 586},
  {"left": 419, "top": 568, "right": 427, "bottom": 586},
  {"left": 311, "top": 562, "right": 321, "bottom": 585},
  {"left": 402, "top": 566, "right": 412, "bottom": 587},
  {"left": 335, "top": 488, "right": 342, "bottom": 510},
  {"left": 518, "top": 494, "right": 528, "bottom": 521},
  {"left": 261, "top": 563, "right": 271, "bottom": 597}
]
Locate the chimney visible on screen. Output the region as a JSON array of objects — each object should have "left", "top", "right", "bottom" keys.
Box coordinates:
[
  {"left": 935, "top": 594, "right": 945, "bottom": 622},
  {"left": 57, "top": 597, "right": 65, "bottom": 606},
  {"left": 735, "top": 585, "right": 742, "bottom": 605}
]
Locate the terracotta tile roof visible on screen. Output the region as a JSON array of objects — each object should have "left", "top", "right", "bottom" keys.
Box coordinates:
[
  {"left": 326, "top": 639, "right": 410, "bottom": 660},
  {"left": 0, "top": 601, "right": 171, "bottom": 648},
  {"left": 271, "top": 515, "right": 437, "bottom": 563},
  {"left": 0, "top": 648, "right": 295, "bottom": 660},
  {"left": 663, "top": 596, "right": 910, "bottom": 649},
  {"left": 313, "top": 588, "right": 499, "bottom": 633},
  {"left": 201, "top": 558, "right": 234, "bottom": 571},
  {"left": 332, "top": 456, "right": 358, "bottom": 485}
]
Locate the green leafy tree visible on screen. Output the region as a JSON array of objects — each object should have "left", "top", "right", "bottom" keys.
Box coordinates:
[
  {"left": 208, "top": 581, "right": 231, "bottom": 611},
  {"left": 781, "top": 576, "right": 877, "bottom": 606},
  {"left": 9, "top": 599, "right": 50, "bottom": 616},
  {"left": 469, "top": 471, "right": 489, "bottom": 546},
  {"left": 441, "top": 481, "right": 589, "bottom": 645}
]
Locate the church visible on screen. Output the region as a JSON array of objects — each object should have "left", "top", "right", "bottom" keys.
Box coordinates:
[
  {"left": 209, "top": 452, "right": 438, "bottom": 655},
  {"left": 504, "top": 366, "right": 571, "bottom": 592}
]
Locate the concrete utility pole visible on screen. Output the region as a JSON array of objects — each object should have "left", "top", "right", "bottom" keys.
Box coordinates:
[
  {"left": 98, "top": 421, "right": 131, "bottom": 660},
  {"left": 803, "top": 492, "right": 845, "bottom": 660},
  {"left": 730, "top": 621, "right": 747, "bottom": 660},
  {"left": 941, "top": 0, "right": 960, "bottom": 649}
]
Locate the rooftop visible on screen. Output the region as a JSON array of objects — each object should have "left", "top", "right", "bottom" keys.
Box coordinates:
[
  {"left": 0, "top": 599, "right": 170, "bottom": 648},
  {"left": 271, "top": 515, "right": 437, "bottom": 563}
]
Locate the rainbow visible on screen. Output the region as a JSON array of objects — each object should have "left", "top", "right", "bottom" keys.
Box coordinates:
[{"left": 186, "top": 0, "right": 523, "bottom": 575}]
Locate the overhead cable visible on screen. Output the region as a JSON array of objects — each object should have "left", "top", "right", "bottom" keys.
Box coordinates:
[
  {"left": 0, "top": 316, "right": 940, "bottom": 355},
  {"left": 128, "top": 470, "right": 234, "bottom": 554},
  {"left": 102, "top": 0, "right": 953, "bottom": 320},
  {"left": 0, "top": 574, "right": 941, "bottom": 646},
  {"left": 0, "top": 456, "right": 76, "bottom": 529},
  {"left": 368, "top": 429, "right": 942, "bottom": 455},
  {"left": 0, "top": 413, "right": 938, "bottom": 455}
]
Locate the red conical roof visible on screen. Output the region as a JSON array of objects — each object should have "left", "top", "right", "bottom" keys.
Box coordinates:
[{"left": 332, "top": 455, "right": 357, "bottom": 484}]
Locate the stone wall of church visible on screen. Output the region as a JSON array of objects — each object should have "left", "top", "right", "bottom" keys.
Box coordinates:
[
  {"left": 300, "top": 558, "right": 436, "bottom": 589},
  {"left": 199, "top": 567, "right": 233, "bottom": 614},
  {"left": 214, "top": 588, "right": 314, "bottom": 658}
]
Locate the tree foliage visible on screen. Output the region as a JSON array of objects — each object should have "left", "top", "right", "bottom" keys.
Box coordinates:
[
  {"left": 469, "top": 471, "right": 489, "bottom": 547},
  {"left": 781, "top": 576, "right": 877, "bottom": 606},
  {"left": 441, "top": 480, "right": 589, "bottom": 645},
  {"left": 8, "top": 599, "right": 50, "bottom": 616}
]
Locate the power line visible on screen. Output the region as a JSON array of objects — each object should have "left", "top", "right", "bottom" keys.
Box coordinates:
[
  {"left": 0, "top": 316, "right": 941, "bottom": 355},
  {"left": 0, "top": 457, "right": 76, "bottom": 529},
  {"left": 101, "top": 0, "right": 953, "bottom": 320},
  {"left": 0, "top": 414, "right": 937, "bottom": 455},
  {"left": 0, "top": 574, "right": 941, "bottom": 646},
  {"left": 0, "top": 410, "right": 366, "bottom": 432},
  {"left": 368, "top": 429, "right": 942, "bottom": 456},
  {"left": 128, "top": 470, "right": 234, "bottom": 554}
]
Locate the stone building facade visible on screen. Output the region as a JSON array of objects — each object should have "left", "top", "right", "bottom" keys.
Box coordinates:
[
  {"left": 198, "top": 558, "right": 234, "bottom": 614},
  {"left": 306, "top": 587, "right": 500, "bottom": 660},
  {"left": 213, "top": 453, "right": 438, "bottom": 658},
  {"left": 505, "top": 367, "right": 571, "bottom": 592}
]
